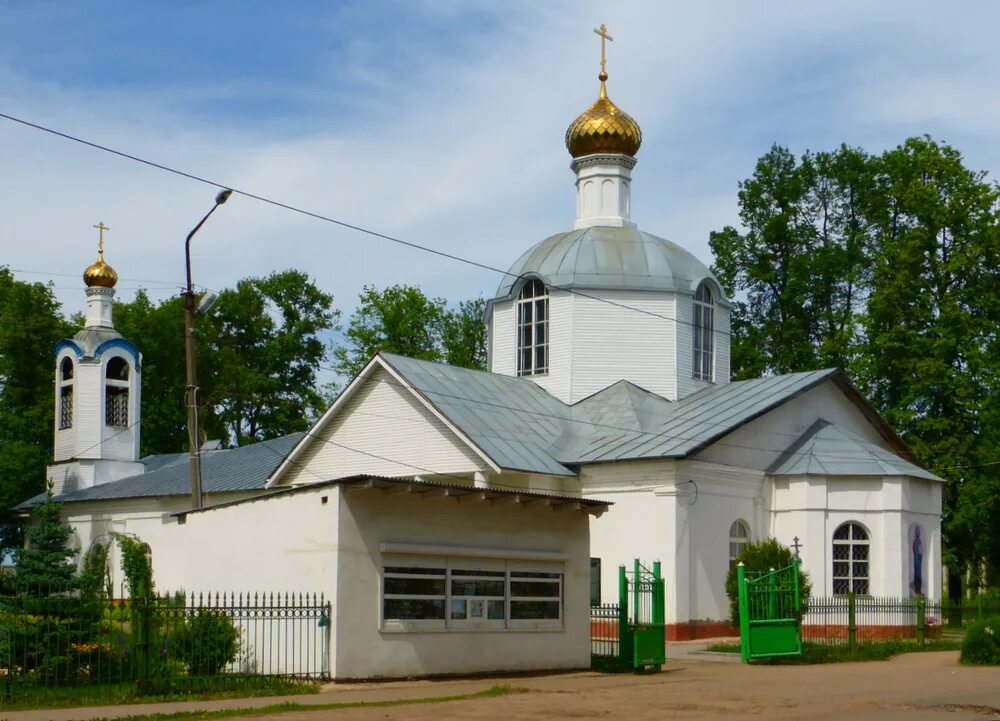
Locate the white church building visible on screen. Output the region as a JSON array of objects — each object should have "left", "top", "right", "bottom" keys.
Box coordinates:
[{"left": 22, "top": 47, "right": 943, "bottom": 675}]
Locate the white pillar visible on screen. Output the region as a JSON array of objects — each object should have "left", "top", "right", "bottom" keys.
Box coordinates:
[
  {"left": 572, "top": 154, "right": 636, "bottom": 229},
  {"left": 85, "top": 287, "right": 115, "bottom": 328}
]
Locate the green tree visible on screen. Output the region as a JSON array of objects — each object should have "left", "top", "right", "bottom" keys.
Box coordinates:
[
  {"left": 333, "top": 284, "right": 447, "bottom": 377},
  {"left": 724, "top": 538, "right": 812, "bottom": 627},
  {"left": 201, "top": 269, "right": 339, "bottom": 446},
  {"left": 0, "top": 268, "right": 73, "bottom": 553},
  {"left": 857, "top": 137, "right": 1000, "bottom": 586},
  {"left": 441, "top": 297, "right": 488, "bottom": 370},
  {"left": 709, "top": 144, "right": 872, "bottom": 378},
  {"left": 113, "top": 292, "right": 188, "bottom": 456}
]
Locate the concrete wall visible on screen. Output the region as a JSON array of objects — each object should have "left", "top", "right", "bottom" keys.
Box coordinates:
[{"left": 334, "top": 485, "right": 592, "bottom": 679}]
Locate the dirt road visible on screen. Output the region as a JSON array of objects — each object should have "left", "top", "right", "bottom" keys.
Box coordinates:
[{"left": 253, "top": 651, "right": 999, "bottom": 721}]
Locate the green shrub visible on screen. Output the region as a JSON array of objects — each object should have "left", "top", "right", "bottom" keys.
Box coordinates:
[
  {"left": 960, "top": 616, "right": 1000, "bottom": 665},
  {"left": 724, "top": 538, "right": 812, "bottom": 626},
  {"left": 171, "top": 611, "right": 239, "bottom": 676}
]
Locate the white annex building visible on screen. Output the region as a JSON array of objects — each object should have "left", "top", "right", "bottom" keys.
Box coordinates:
[{"left": 23, "top": 46, "right": 943, "bottom": 675}]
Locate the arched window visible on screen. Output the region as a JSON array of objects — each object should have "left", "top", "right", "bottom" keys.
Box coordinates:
[
  {"left": 729, "top": 520, "right": 750, "bottom": 568},
  {"left": 693, "top": 282, "right": 714, "bottom": 381},
  {"left": 105, "top": 357, "right": 129, "bottom": 428},
  {"left": 516, "top": 279, "right": 548, "bottom": 377},
  {"left": 832, "top": 522, "right": 870, "bottom": 595},
  {"left": 59, "top": 356, "right": 74, "bottom": 430}
]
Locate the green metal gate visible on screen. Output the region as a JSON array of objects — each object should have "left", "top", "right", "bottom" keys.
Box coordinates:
[
  {"left": 591, "top": 560, "right": 665, "bottom": 671},
  {"left": 737, "top": 561, "right": 803, "bottom": 662}
]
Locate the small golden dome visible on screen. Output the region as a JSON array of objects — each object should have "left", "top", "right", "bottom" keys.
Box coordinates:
[
  {"left": 565, "top": 73, "right": 642, "bottom": 159},
  {"left": 84, "top": 256, "right": 118, "bottom": 288}
]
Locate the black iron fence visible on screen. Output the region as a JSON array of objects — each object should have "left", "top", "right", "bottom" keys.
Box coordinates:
[
  {"left": 0, "top": 590, "right": 330, "bottom": 702},
  {"left": 802, "top": 594, "right": 1000, "bottom": 646}
]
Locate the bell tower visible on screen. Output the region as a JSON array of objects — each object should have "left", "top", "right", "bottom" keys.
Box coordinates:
[{"left": 48, "top": 224, "right": 144, "bottom": 495}]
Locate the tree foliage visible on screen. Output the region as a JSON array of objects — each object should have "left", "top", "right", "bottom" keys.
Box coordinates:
[
  {"left": 334, "top": 284, "right": 487, "bottom": 378},
  {"left": 712, "top": 136, "right": 1000, "bottom": 587},
  {"left": 724, "top": 538, "right": 812, "bottom": 627},
  {"left": 0, "top": 269, "right": 74, "bottom": 553}
]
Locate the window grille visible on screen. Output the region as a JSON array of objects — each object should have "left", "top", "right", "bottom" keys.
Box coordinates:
[
  {"left": 59, "top": 386, "right": 73, "bottom": 430},
  {"left": 729, "top": 520, "right": 750, "bottom": 568},
  {"left": 106, "top": 387, "right": 129, "bottom": 428},
  {"left": 832, "top": 522, "right": 870, "bottom": 595},
  {"left": 382, "top": 558, "right": 563, "bottom": 629},
  {"left": 692, "top": 282, "right": 714, "bottom": 381},
  {"left": 516, "top": 279, "right": 548, "bottom": 376}
]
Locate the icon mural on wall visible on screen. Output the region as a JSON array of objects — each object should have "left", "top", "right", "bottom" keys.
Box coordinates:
[{"left": 908, "top": 523, "right": 926, "bottom": 596}]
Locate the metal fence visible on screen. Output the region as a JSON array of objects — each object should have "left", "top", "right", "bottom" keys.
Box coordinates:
[
  {"left": 590, "top": 603, "right": 621, "bottom": 659},
  {"left": 802, "top": 594, "right": 1000, "bottom": 646},
  {"left": 0, "top": 589, "right": 330, "bottom": 702}
]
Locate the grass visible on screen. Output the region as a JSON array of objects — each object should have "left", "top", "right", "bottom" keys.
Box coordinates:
[
  {"left": 0, "top": 677, "right": 319, "bottom": 711},
  {"left": 78, "top": 684, "right": 521, "bottom": 721},
  {"left": 704, "top": 639, "right": 962, "bottom": 663}
]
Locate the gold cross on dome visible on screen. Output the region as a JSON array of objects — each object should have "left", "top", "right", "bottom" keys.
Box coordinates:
[
  {"left": 593, "top": 23, "right": 614, "bottom": 76},
  {"left": 93, "top": 222, "right": 109, "bottom": 256}
]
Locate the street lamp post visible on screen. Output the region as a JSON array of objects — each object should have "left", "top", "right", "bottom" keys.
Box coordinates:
[{"left": 184, "top": 189, "right": 232, "bottom": 509}]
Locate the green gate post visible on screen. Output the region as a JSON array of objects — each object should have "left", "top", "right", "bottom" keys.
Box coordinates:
[
  {"left": 633, "top": 559, "right": 640, "bottom": 625},
  {"left": 737, "top": 563, "right": 750, "bottom": 663},
  {"left": 652, "top": 561, "right": 664, "bottom": 626},
  {"left": 848, "top": 593, "right": 856, "bottom": 650},
  {"left": 916, "top": 596, "right": 926, "bottom": 645},
  {"left": 618, "top": 565, "right": 628, "bottom": 668},
  {"left": 792, "top": 559, "right": 802, "bottom": 654}
]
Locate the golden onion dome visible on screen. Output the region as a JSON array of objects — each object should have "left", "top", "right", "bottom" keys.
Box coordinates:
[
  {"left": 565, "top": 72, "right": 642, "bottom": 159},
  {"left": 84, "top": 255, "right": 118, "bottom": 288}
]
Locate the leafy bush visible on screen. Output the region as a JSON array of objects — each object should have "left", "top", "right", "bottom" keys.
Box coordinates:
[
  {"left": 724, "top": 538, "right": 812, "bottom": 626},
  {"left": 172, "top": 611, "right": 239, "bottom": 676},
  {"left": 960, "top": 616, "right": 1000, "bottom": 665}
]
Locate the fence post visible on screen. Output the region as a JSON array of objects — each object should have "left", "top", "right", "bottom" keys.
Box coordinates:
[
  {"left": 737, "top": 563, "right": 750, "bottom": 663},
  {"left": 848, "top": 592, "right": 856, "bottom": 650},
  {"left": 916, "top": 596, "right": 926, "bottom": 645}
]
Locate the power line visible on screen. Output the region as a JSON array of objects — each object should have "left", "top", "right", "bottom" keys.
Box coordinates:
[{"left": 0, "top": 111, "right": 734, "bottom": 338}]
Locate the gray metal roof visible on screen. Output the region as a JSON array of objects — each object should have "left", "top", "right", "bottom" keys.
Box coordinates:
[
  {"left": 19, "top": 433, "right": 303, "bottom": 508},
  {"left": 380, "top": 355, "right": 858, "bottom": 473},
  {"left": 767, "top": 420, "right": 944, "bottom": 482},
  {"left": 70, "top": 327, "right": 123, "bottom": 357},
  {"left": 379, "top": 353, "right": 577, "bottom": 476},
  {"left": 492, "top": 225, "right": 725, "bottom": 301}
]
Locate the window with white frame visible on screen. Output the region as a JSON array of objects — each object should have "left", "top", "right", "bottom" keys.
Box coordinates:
[
  {"left": 692, "top": 281, "right": 714, "bottom": 381},
  {"left": 59, "top": 356, "right": 74, "bottom": 430},
  {"left": 382, "top": 556, "right": 563, "bottom": 631},
  {"left": 729, "top": 520, "right": 750, "bottom": 568},
  {"left": 832, "top": 522, "right": 870, "bottom": 595},
  {"left": 516, "top": 279, "right": 548, "bottom": 376},
  {"left": 105, "top": 357, "right": 129, "bottom": 428}
]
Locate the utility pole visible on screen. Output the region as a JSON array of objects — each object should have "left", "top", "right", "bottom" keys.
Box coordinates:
[{"left": 184, "top": 189, "right": 232, "bottom": 509}]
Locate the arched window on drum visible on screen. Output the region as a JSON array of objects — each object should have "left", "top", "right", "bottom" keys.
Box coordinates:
[{"left": 516, "top": 279, "right": 548, "bottom": 376}]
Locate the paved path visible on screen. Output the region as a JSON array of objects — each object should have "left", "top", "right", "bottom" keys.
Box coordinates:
[{"left": 3, "top": 651, "right": 998, "bottom": 721}]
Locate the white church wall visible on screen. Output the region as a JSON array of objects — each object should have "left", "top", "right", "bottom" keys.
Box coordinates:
[
  {"left": 771, "top": 475, "right": 942, "bottom": 599},
  {"left": 568, "top": 290, "right": 677, "bottom": 402},
  {"left": 334, "top": 485, "right": 591, "bottom": 679},
  {"left": 488, "top": 299, "right": 515, "bottom": 377},
  {"left": 67, "top": 358, "right": 103, "bottom": 460},
  {"left": 677, "top": 461, "right": 766, "bottom": 624},
  {"left": 694, "top": 379, "right": 889, "bottom": 471},
  {"left": 281, "top": 366, "right": 490, "bottom": 485},
  {"left": 714, "top": 303, "right": 731, "bottom": 384}
]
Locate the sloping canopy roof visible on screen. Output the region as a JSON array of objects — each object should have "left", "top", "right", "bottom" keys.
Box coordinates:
[
  {"left": 19, "top": 433, "right": 303, "bottom": 509},
  {"left": 492, "top": 226, "right": 725, "bottom": 302},
  {"left": 767, "top": 420, "right": 944, "bottom": 482}
]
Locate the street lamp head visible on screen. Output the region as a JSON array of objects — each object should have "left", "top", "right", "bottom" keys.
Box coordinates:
[{"left": 215, "top": 189, "right": 233, "bottom": 205}]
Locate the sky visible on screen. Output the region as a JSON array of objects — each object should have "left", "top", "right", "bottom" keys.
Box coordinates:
[{"left": 3, "top": 1, "right": 1000, "bottom": 346}]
